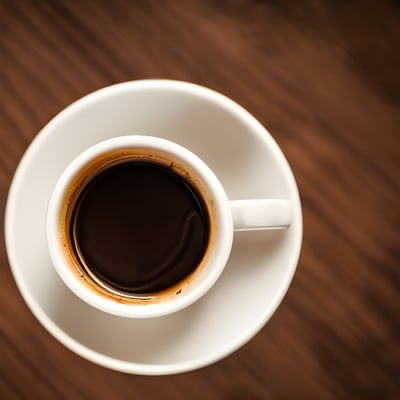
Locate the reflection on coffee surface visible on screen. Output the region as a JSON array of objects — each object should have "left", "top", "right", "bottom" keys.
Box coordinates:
[{"left": 71, "top": 161, "right": 210, "bottom": 293}]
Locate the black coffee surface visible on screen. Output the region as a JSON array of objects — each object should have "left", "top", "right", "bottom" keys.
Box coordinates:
[{"left": 71, "top": 161, "right": 209, "bottom": 293}]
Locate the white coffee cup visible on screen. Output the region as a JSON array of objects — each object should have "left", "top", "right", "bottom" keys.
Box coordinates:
[{"left": 46, "top": 135, "right": 292, "bottom": 318}]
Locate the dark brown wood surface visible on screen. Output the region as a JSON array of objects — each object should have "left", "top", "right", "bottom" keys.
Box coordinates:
[{"left": 1, "top": 1, "right": 399, "bottom": 398}]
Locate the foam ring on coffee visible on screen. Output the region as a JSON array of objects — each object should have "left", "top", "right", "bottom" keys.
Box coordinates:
[{"left": 58, "top": 147, "right": 217, "bottom": 305}]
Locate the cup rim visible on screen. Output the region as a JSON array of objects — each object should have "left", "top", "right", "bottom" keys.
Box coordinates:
[{"left": 46, "top": 135, "right": 234, "bottom": 318}]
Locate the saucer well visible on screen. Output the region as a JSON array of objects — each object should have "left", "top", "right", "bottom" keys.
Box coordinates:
[{"left": 5, "top": 80, "right": 302, "bottom": 375}]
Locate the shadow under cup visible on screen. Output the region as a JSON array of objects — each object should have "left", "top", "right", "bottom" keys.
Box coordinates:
[{"left": 49, "top": 141, "right": 231, "bottom": 317}]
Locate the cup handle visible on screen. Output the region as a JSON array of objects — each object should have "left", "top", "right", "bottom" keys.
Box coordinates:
[{"left": 230, "top": 199, "right": 292, "bottom": 231}]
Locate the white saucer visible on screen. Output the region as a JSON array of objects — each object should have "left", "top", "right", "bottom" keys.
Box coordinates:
[{"left": 5, "top": 80, "right": 302, "bottom": 375}]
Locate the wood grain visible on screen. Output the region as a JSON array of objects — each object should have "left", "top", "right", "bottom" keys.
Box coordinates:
[{"left": 1, "top": 0, "right": 399, "bottom": 398}]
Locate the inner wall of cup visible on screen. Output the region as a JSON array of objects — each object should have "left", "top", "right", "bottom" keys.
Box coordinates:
[{"left": 58, "top": 146, "right": 218, "bottom": 305}]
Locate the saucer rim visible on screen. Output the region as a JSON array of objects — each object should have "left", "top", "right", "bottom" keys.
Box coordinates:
[{"left": 5, "top": 79, "right": 303, "bottom": 375}]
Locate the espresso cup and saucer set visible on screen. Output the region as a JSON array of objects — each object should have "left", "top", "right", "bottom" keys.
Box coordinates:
[{"left": 5, "top": 80, "right": 302, "bottom": 375}]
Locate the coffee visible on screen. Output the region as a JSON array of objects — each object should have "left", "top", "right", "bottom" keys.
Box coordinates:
[{"left": 70, "top": 160, "right": 210, "bottom": 294}]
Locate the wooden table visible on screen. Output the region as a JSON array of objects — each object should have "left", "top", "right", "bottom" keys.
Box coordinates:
[{"left": 1, "top": 1, "right": 399, "bottom": 398}]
